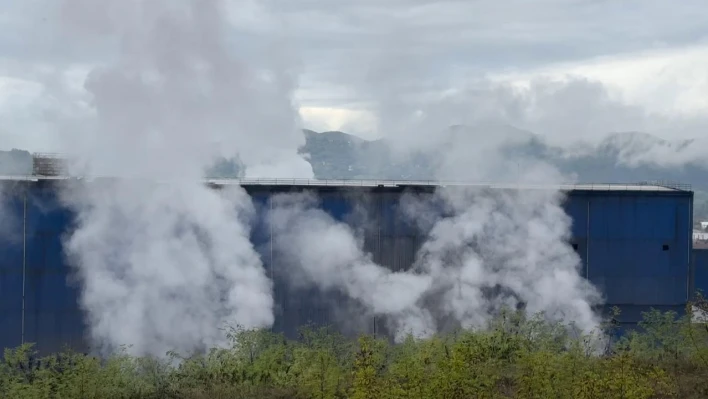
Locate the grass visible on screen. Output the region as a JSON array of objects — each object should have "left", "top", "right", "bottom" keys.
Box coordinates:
[{"left": 3, "top": 298, "right": 708, "bottom": 399}]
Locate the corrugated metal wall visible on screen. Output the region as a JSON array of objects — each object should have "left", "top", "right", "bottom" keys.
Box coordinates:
[
  {"left": 693, "top": 249, "right": 708, "bottom": 298},
  {"left": 0, "top": 182, "right": 87, "bottom": 353},
  {"left": 0, "top": 182, "right": 695, "bottom": 353},
  {"left": 0, "top": 182, "right": 25, "bottom": 352},
  {"left": 563, "top": 190, "right": 693, "bottom": 325}
]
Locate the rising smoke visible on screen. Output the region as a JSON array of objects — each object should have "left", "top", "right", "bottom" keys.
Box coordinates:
[
  {"left": 361, "top": 34, "right": 604, "bottom": 337},
  {"left": 48, "top": 0, "right": 605, "bottom": 355},
  {"left": 56, "top": 0, "right": 312, "bottom": 356},
  {"left": 62, "top": 180, "right": 274, "bottom": 356},
  {"left": 402, "top": 185, "right": 602, "bottom": 334},
  {"left": 267, "top": 165, "right": 604, "bottom": 341},
  {"left": 265, "top": 32, "right": 606, "bottom": 341},
  {"left": 267, "top": 192, "right": 435, "bottom": 340}
]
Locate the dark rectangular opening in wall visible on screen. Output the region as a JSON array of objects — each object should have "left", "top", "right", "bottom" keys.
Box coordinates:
[{"left": 662, "top": 244, "right": 670, "bottom": 251}]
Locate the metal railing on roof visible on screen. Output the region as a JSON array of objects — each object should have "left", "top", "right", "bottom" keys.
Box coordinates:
[
  {"left": 204, "top": 178, "right": 688, "bottom": 192},
  {"left": 20, "top": 152, "right": 694, "bottom": 192},
  {"left": 637, "top": 180, "right": 692, "bottom": 191}
]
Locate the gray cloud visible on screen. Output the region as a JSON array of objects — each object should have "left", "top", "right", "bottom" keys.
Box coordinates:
[
  {"left": 2, "top": 0, "right": 708, "bottom": 163},
  {"left": 4, "top": 0, "right": 708, "bottom": 91},
  {"left": 270, "top": 0, "right": 708, "bottom": 106}
]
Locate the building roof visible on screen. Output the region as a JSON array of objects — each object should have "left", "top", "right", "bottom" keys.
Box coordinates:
[{"left": 0, "top": 175, "right": 691, "bottom": 192}]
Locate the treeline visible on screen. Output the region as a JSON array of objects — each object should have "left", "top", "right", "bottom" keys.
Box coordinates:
[{"left": 2, "top": 302, "right": 708, "bottom": 399}]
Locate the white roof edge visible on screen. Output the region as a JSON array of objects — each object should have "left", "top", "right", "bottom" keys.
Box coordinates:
[{"left": 0, "top": 175, "right": 688, "bottom": 192}]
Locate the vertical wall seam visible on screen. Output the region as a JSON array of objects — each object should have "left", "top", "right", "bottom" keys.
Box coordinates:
[
  {"left": 688, "top": 196, "right": 693, "bottom": 301},
  {"left": 21, "top": 181, "right": 27, "bottom": 345},
  {"left": 586, "top": 200, "right": 590, "bottom": 279},
  {"left": 374, "top": 195, "right": 381, "bottom": 338},
  {"left": 269, "top": 198, "right": 274, "bottom": 332}
]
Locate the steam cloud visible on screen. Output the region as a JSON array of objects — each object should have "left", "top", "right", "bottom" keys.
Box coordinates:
[
  {"left": 56, "top": 0, "right": 312, "bottom": 356},
  {"left": 267, "top": 192, "right": 436, "bottom": 339},
  {"left": 403, "top": 186, "right": 601, "bottom": 334},
  {"left": 63, "top": 181, "right": 274, "bottom": 356},
  {"left": 265, "top": 35, "right": 605, "bottom": 340},
  {"left": 45, "top": 0, "right": 605, "bottom": 354},
  {"left": 267, "top": 171, "right": 604, "bottom": 340}
]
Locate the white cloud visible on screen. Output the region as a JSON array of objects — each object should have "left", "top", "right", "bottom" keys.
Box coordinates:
[
  {"left": 2, "top": 0, "right": 708, "bottom": 152},
  {"left": 493, "top": 43, "right": 708, "bottom": 118}
]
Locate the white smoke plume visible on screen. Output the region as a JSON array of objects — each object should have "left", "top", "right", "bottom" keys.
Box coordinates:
[
  {"left": 267, "top": 171, "right": 604, "bottom": 340},
  {"left": 47, "top": 0, "right": 606, "bottom": 353},
  {"left": 402, "top": 185, "right": 602, "bottom": 334},
  {"left": 267, "top": 40, "right": 605, "bottom": 341},
  {"left": 359, "top": 35, "right": 605, "bottom": 336},
  {"left": 63, "top": 180, "right": 273, "bottom": 356},
  {"left": 54, "top": 0, "right": 312, "bottom": 356},
  {"left": 267, "top": 192, "right": 435, "bottom": 339}
]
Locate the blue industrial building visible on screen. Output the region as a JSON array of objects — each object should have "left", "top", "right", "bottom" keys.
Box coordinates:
[
  {"left": 0, "top": 177, "right": 699, "bottom": 354},
  {"left": 693, "top": 249, "right": 708, "bottom": 299}
]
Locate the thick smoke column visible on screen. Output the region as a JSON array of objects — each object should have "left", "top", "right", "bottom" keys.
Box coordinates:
[
  {"left": 56, "top": 0, "right": 312, "bottom": 356},
  {"left": 268, "top": 59, "right": 604, "bottom": 339},
  {"left": 267, "top": 192, "right": 435, "bottom": 339},
  {"left": 402, "top": 185, "right": 601, "bottom": 334},
  {"left": 64, "top": 181, "right": 273, "bottom": 356},
  {"left": 387, "top": 102, "right": 604, "bottom": 336},
  {"left": 354, "top": 34, "right": 605, "bottom": 335},
  {"left": 393, "top": 119, "right": 604, "bottom": 334},
  {"left": 268, "top": 166, "right": 603, "bottom": 339}
]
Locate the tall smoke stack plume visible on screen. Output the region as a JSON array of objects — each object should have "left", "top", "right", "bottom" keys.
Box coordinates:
[{"left": 54, "top": 0, "right": 312, "bottom": 356}]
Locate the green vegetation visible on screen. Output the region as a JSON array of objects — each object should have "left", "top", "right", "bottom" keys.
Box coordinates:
[{"left": 2, "top": 299, "right": 708, "bottom": 399}]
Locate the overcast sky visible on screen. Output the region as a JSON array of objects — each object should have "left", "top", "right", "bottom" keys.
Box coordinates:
[{"left": 1, "top": 0, "right": 708, "bottom": 152}]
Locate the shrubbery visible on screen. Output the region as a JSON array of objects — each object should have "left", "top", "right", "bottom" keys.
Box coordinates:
[{"left": 3, "top": 299, "right": 708, "bottom": 399}]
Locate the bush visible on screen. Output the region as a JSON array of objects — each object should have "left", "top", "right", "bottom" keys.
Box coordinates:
[{"left": 3, "top": 300, "right": 708, "bottom": 399}]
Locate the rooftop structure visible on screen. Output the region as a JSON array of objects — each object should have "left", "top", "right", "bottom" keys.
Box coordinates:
[
  {"left": 31, "top": 153, "right": 67, "bottom": 176},
  {"left": 0, "top": 175, "right": 692, "bottom": 192}
]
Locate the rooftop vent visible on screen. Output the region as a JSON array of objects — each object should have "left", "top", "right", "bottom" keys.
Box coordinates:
[{"left": 32, "top": 153, "right": 67, "bottom": 176}]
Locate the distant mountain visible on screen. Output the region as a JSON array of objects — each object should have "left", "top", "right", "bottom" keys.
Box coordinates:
[
  {"left": 296, "top": 128, "right": 708, "bottom": 221},
  {"left": 555, "top": 134, "right": 708, "bottom": 196},
  {"left": 4, "top": 129, "right": 708, "bottom": 220},
  {"left": 298, "top": 128, "right": 708, "bottom": 186},
  {"left": 5, "top": 131, "right": 706, "bottom": 187},
  {"left": 300, "top": 129, "right": 435, "bottom": 180}
]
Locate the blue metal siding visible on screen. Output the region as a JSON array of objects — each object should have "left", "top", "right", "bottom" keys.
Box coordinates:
[
  {"left": 0, "top": 183, "right": 695, "bottom": 352},
  {"left": 694, "top": 249, "right": 708, "bottom": 297},
  {"left": 576, "top": 193, "right": 690, "bottom": 306},
  {"left": 23, "top": 187, "right": 87, "bottom": 354},
  {"left": 0, "top": 187, "right": 26, "bottom": 350},
  {"left": 319, "top": 191, "right": 355, "bottom": 222}
]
